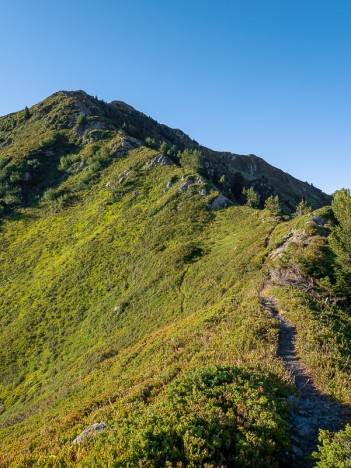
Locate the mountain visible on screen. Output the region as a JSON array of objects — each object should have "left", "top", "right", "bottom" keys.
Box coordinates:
[
  {"left": 0, "top": 91, "right": 349, "bottom": 467},
  {"left": 0, "top": 90, "right": 330, "bottom": 217}
]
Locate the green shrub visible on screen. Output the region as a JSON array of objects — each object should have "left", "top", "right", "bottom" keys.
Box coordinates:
[
  {"left": 264, "top": 195, "right": 281, "bottom": 215},
  {"left": 110, "top": 366, "right": 289, "bottom": 467},
  {"left": 145, "top": 137, "right": 158, "bottom": 149},
  {"left": 294, "top": 199, "right": 311, "bottom": 217},
  {"left": 76, "top": 114, "right": 87, "bottom": 126},
  {"left": 313, "top": 425, "right": 351, "bottom": 466},
  {"left": 178, "top": 149, "right": 204, "bottom": 174},
  {"left": 243, "top": 186, "right": 259, "bottom": 208}
]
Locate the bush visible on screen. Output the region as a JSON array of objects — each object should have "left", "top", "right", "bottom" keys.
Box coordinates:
[
  {"left": 313, "top": 425, "right": 351, "bottom": 466},
  {"left": 178, "top": 149, "right": 204, "bottom": 174},
  {"left": 145, "top": 137, "right": 158, "bottom": 149},
  {"left": 243, "top": 187, "right": 259, "bottom": 208},
  {"left": 76, "top": 114, "right": 87, "bottom": 126},
  {"left": 111, "top": 366, "right": 289, "bottom": 467},
  {"left": 264, "top": 195, "right": 281, "bottom": 215},
  {"left": 294, "top": 199, "right": 311, "bottom": 217},
  {"left": 330, "top": 189, "right": 351, "bottom": 297}
]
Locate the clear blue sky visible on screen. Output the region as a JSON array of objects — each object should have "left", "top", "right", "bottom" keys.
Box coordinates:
[{"left": 1, "top": 0, "right": 350, "bottom": 194}]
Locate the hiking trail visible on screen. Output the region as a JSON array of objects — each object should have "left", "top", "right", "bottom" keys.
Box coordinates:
[{"left": 261, "top": 286, "right": 350, "bottom": 467}]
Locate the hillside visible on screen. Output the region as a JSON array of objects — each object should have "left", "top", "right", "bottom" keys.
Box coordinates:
[
  {"left": 0, "top": 92, "right": 349, "bottom": 467},
  {"left": 0, "top": 91, "right": 330, "bottom": 218}
]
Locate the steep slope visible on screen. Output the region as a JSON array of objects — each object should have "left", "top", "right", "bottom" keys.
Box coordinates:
[
  {"left": 0, "top": 90, "right": 330, "bottom": 218},
  {"left": 0, "top": 92, "right": 347, "bottom": 466}
]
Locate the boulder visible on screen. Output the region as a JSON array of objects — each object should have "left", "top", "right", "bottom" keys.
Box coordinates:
[
  {"left": 72, "top": 422, "right": 107, "bottom": 445},
  {"left": 199, "top": 186, "right": 209, "bottom": 196},
  {"left": 179, "top": 178, "right": 195, "bottom": 193},
  {"left": 149, "top": 154, "right": 175, "bottom": 167},
  {"left": 208, "top": 194, "right": 231, "bottom": 210}
]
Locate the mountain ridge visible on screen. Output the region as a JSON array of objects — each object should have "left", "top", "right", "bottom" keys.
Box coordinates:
[{"left": 0, "top": 89, "right": 330, "bottom": 217}]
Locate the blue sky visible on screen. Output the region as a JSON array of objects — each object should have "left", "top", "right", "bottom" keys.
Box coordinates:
[{"left": 1, "top": 0, "right": 350, "bottom": 194}]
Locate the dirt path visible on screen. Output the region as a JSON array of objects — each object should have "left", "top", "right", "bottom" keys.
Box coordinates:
[{"left": 261, "top": 293, "right": 350, "bottom": 467}]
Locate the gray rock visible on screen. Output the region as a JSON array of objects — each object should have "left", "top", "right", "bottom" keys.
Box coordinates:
[
  {"left": 178, "top": 178, "right": 195, "bottom": 193},
  {"left": 196, "top": 176, "right": 207, "bottom": 185},
  {"left": 199, "top": 186, "right": 209, "bottom": 196},
  {"left": 208, "top": 194, "right": 231, "bottom": 210},
  {"left": 165, "top": 180, "right": 175, "bottom": 191},
  {"left": 150, "top": 154, "right": 175, "bottom": 167},
  {"left": 118, "top": 170, "right": 132, "bottom": 184},
  {"left": 72, "top": 422, "right": 107, "bottom": 445},
  {"left": 309, "top": 214, "right": 325, "bottom": 227}
]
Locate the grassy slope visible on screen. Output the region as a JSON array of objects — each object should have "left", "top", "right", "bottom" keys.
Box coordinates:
[
  {"left": 0, "top": 94, "right": 349, "bottom": 466},
  {"left": 0, "top": 138, "right": 293, "bottom": 465}
]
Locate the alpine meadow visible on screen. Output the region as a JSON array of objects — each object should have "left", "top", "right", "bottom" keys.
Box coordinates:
[{"left": 0, "top": 90, "right": 351, "bottom": 467}]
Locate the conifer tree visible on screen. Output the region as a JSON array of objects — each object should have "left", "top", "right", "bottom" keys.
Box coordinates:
[
  {"left": 243, "top": 186, "right": 259, "bottom": 208},
  {"left": 294, "top": 199, "right": 311, "bottom": 217},
  {"left": 264, "top": 195, "right": 281, "bottom": 215},
  {"left": 330, "top": 188, "right": 351, "bottom": 296}
]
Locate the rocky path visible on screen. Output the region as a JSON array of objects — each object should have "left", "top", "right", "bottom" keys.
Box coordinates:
[{"left": 261, "top": 293, "right": 350, "bottom": 467}]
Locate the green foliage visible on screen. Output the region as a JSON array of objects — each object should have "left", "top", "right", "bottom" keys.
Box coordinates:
[
  {"left": 160, "top": 140, "right": 168, "bottom": 155},
  {"left": 178, "top": 148, "right": 204, "bottom": 174},
  {"left": 76, "top": 114, "right": 87, "bottom": 126},
  {"left": 294, "top": 199, "right": 312, "bottom": 217},
  {"left": 313, "top": 424, "right": 351, "bottom": 466},
  {"left": 0, "top": 90, "right": 341, "bottom": 466},
  {"left": 264, "top": 195, "right": 281, "bottom": 215},
  {"left": 145, "top": 136, "right": 158, "bottom": 149},
  {"left": 105, "top": 366, "right": 289, "bottom": 467},
  {"left": 243, "top": 186, "right": 259, "bottom": 208},
  {"left": 229, "top": 171, "right": 245, "bottom": 201},
  {"left": 330, "top": 188, "right": 351, "bottom": 296},
  {"left": 24, "top": 106, "right": 31, "bottom": 120}
]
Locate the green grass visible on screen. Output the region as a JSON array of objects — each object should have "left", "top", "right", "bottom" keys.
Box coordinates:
[
  {"left": 0, "top": 91, "right": 348, "bottom": 466},
  {"left": 0, "top": 137, "right": 294, "bottom": 465}
]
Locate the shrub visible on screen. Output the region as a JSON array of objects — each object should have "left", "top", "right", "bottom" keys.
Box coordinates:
[
  {"left": 330, "top": 188, "right": 351, "bottom": 297},
  {"left": 243, "top": 187, "right": 259, "bottom": 208},
  {"left": 145, "top": 137, "right": 158, "bottom": 149},
  {"left": 178, "top": 149, "right": 204, "bottom": 174},
  {"left": 313, "top": 425, "right": 351, "bottom": 466},
  {"left": 294, "top": 199, "right": 311, "bottom": 217},
  {"left": 76, "top": 114, "right": 87, "bottom": 126},
  {"left": 264, "top": 195, "right": 281, "bottom": 215},
  {"left": 111, "top": 366, "right": 289, "bottom": 467}
]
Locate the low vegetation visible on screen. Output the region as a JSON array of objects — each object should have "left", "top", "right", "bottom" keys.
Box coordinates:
[{"left": 0, "top": 91, "right": 349, "bottom": 466}]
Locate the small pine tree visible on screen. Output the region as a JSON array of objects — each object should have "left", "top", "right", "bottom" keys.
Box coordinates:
[
  {"left": 76, "top": 114, "right": 87, "bottom": 126},
  {"left": 243, "top": 186, "right": 259, "bottom": 208},
  {"left": 24, "top": 106, "right": 30, "bottom": 120},
  {"left": 264, "top": 195, "right": 281, "bottom": 215},
  {"left": 145, "top": 137, "right": 157, "bottom": 149},
  {"left": 294, "top": 199, "right": 311, "bottom": 217},
  {"left": 178, "top": 149, "right": 204, "bottom": 174},
  {"left": 229, "top": 172, "right": 245, "bottom": 201},
  {"left": 160, "top": 141, "right": 168, "bottom": 155},
  {"left": 329, "top": 188, "right": 351, "bottom": 296}
]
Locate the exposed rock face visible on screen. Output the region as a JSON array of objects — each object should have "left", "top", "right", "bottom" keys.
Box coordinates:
[
  {"left": 149, "top": 154, "right": 175, "bottom": 167},
  {"left": 208, "top": 194, "right": 231, "bottom": 210},
  {"left": 179, "top": 177, "right": 195, "bottom": 193},
  {"left": 72, "top": 422, "right": 107, "bottom": 445}
]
